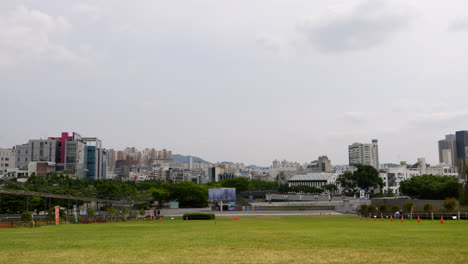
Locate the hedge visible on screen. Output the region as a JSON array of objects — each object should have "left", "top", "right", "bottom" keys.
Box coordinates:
[{"left": 182, "top": 213, "right": 215, "bottom": 220}]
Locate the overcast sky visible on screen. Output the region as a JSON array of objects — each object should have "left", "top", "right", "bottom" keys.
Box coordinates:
[{"left": 1, "top": 0, "right": 468, "bottom": 166}]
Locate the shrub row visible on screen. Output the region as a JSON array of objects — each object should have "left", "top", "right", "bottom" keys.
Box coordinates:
[{"left": 182, "top": 213, "right": 215, "bottom": 220}]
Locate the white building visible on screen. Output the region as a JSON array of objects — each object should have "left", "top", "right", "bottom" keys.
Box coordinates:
[
  {"left": 379, "top": 167, "right": 421, "bottom": 195},
  {"left": 288, "top": 172, "right": 338, "bottom": 188},
  {"left": 0, "top": 148, "right": 16, "bottom": 176},
  {"left": 270, "top": 159, "right": 303, "bottom": 182}
]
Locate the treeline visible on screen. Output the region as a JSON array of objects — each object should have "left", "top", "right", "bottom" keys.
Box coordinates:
[
  {"left": 399, "top": 175, "right": 459, "bottom": 199},
  {"left": 0, "top": 175, "right": 285, "bottom": 214}
]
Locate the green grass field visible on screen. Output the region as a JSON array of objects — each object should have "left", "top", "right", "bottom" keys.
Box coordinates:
[{"left": 1, "top": 215, "right": 467, "bottom": 264}]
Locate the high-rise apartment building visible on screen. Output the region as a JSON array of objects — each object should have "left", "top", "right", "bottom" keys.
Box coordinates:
[
  {"left": 438, "top": 134, "right": 457, "bottom": 167},
  {"left": 157, "top": 149, "right": 172, "bottom": 160},
  {"left": 348, "top": 139, "right": 379, "bottom": 169}
]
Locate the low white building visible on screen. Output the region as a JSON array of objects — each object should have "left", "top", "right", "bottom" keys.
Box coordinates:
[
  {"left": 380, "top": 167, "right": 421, "bottom": 195},
  {"left": 0, "top": 148, "right": 16, "bottom": 176},
  {"left": 288, "top": 172, "right": 337, "bottom": 188}
]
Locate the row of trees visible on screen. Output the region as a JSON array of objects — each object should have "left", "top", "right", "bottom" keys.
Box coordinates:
[
  {"left": 0, "top": 174, "right": 211, "bottom": 213},
  {"left": 359, "top": 198, "right": 459, "bottom": 215},
  {"left": 399, "top": 175, "right": 459, "bottom": 199}
]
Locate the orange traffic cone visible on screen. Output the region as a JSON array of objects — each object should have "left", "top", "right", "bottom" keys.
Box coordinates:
[
  {"left": 360, "top": 217, "right": 363, "bottom": 221},
  {"left": 374, "top": 217, "right": 377, "bottom": 222},
  {"left": 417, "top": 216, "right": 421, "bottom": 223},
  {"left": 400, "top": 217, "right": 404, "bottom": 223},
  {"left": 185, "top": 217, "right": 189, "bottom": 222},
  {"left": 381, "top": 217, "right": 384, "bottom": 221},
  {"left": 367, "top": 217, "right": 370, "bottom": 221},
  {"left": 390, "top": 216, "right": 394, "bottom": 222},
  {"left": 159, "top": 217, "right": 163, "bottom": 223},
  {"left": 440, "top": 216, "right": 444, "bottom": 224}
]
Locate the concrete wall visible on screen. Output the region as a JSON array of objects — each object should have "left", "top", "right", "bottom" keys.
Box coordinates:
[{"left": 371, "top": 198, "right": 444, "bottom": 211}]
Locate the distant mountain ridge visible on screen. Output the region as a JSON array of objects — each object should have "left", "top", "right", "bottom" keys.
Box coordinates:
[
  {"left": 172, "top": 154, "right": 209, "bottom": 164},
  {"left": 246, "top": 165, "right": 269, "bottom": 170}
]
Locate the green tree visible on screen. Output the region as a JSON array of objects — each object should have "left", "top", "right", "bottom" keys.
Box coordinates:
[
  {"left": 322, "top": 184, "right": 338, "bottom": 193},
  {"left": 147, "top": 187, "right": 171, "bottom": 208},
  {"left": 443, "top": 198, "right": 458, "bottom": 212},
  {"left": 21, "top": 211, "right": 33, "bottom": 223},
  {"left": 139, "top": 208, "right": 146, "bottom": 217},
  {"left": 403, "top": 201, "right": 415, "bottom": 212},
  {"left": 400, "top": 175, "right": 459, "bottom": 199},
  {"left": 378, "top": 203, "right": 388, "bottom": 213},
  {"left": 423, "top": 203, "right": 433, "bottom": 213},
  {"left": 336, "top": 171, "right": 357, "bottom": 194},
  {"left": 359, "top": 204, "right": 369, "bottom": 215},
  {"left": 353, "top": 164, "right": 383, "bottom": 191},
  {"left": 168, "top": 182, "right": 208, "bottom": 208},
  {"left": 221, "top": 177, "right": 250, "bottom": 192},
  {"left": 278, "top": 184, "right": 289, "bottom": 194},
  {"left": 391, "top": 204, "right": 401, "bottom": 212},
  {"left": 122, "top": 208, "right": 130, "bottom": 220},
  {"left": 336, "top": 165, "right": 383, "bottom": 193},
  {"left": 87, "top": 207, "right": 96, "bottom": 220},
  {"left": 368, "top": 205, "right": 377, "bottom": 214},
  {"left": 248, "top": 180, "right": 279, "bottom": 191}
]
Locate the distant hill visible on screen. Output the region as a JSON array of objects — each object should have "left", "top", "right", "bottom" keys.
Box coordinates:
[
  {"left": 246, "top": 165, "right": 269, "bottom": 170},
  {"left": 172, "top": 154, "right": 209, "bottom": 164}
]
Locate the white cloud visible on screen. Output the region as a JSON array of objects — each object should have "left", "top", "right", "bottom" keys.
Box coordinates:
[
  {"left": 298, "top": 0, "right": 413, "bottom": 52},
  {"left": 0, "top": 6, "right": 88, "bottom": 68}
]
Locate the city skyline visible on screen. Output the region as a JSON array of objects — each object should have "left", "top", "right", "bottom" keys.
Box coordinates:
[
  {"left": 2, "top": 0, "right": 468, "bottom": 166},
  {"left": 1, "top": 132, "right": 465, "bottom": 167}
]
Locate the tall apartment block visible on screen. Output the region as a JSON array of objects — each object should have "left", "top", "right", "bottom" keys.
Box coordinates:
[{"left": 348, "top": 139, "right": 379, "bottom": 169}]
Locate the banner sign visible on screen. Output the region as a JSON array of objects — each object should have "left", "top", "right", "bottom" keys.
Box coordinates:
[
  {"left": 55, "top": 206, "right": 60, "bottom": 225},
  {"left": 80, "top": 208, "right": 87, "bottom": 216},
  {"left": 208, "top": 188, "right": 236, "bottom": 201}
]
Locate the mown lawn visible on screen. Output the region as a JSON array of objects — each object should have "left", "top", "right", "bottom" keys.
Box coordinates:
[{"left": 1, "top": 215, "right": 467, "bottom": 264}]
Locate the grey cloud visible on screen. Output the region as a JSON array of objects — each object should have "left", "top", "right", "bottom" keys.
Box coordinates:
[
  {"left": 299, "top": 0, "right": 412, "bottom": 52},
  {"left": 448, "top": 17, "right": 468, "bottom": 32}
]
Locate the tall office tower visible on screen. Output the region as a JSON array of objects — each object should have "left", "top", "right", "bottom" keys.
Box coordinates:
[
  {"left": 456, "top": 130, "right": 468, "bottom": 205},
  {"left": 438, "top": 134, "right": 457, "bottom": 167},
  {"left": 349, "top": 139, "right": 380, "bottom": 170},
  {"left": 188, "top": 156, "right": 193, "bottom": 170},
  {"left": 371, "top": 139, "right": 380, "bottom": 169},
  {"left": 82, "top": 137, "right": 104, "bottom": 181}
]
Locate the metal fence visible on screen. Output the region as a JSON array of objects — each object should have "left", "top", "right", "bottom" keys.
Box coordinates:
[{"left": 361, "top": 212, "right": 468, "bottom": 220}]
